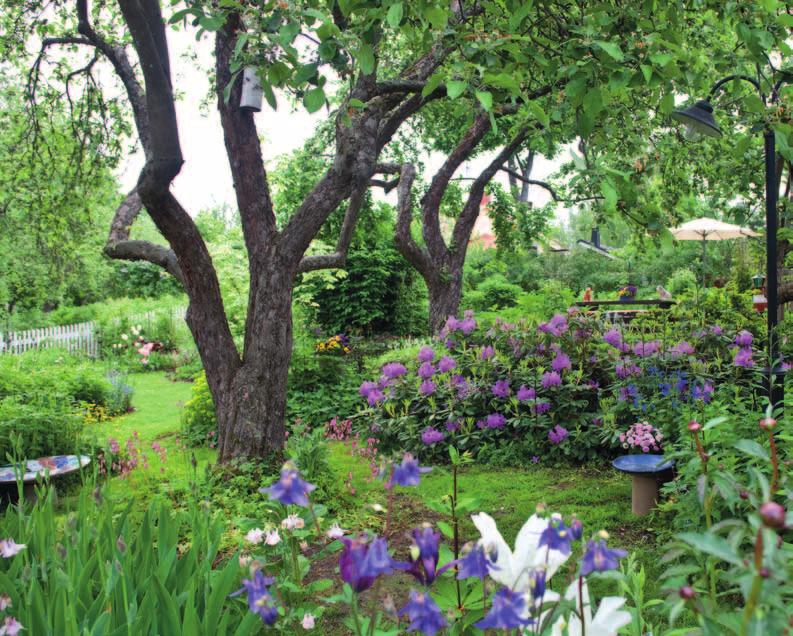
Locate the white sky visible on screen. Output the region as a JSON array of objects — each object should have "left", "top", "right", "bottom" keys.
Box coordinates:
[{"left": 119, "top": 27, "right": 572, "bottom": 224}]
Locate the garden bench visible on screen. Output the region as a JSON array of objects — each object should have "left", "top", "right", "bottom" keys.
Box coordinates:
[
  {"left": 0, "top": 455, "right": 91, "bottom": 502},
  {"left": 573, "top": 299, "right": 676, "bottom": 324},
  {"left": 612, "top": 454, "right": 674, "bottom": 516}
]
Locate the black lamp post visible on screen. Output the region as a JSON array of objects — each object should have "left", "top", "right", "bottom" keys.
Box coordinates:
[{"left": 672, "top": 74, "right": 786, "bottom": 410}]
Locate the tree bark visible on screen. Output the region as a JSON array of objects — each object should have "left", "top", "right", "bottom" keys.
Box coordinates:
[
  {"left": 427, "top": 270, "right": 464, "bottom": 334},
  {"left": 215, "top": 283, "right": 292, "bottom": 462}
]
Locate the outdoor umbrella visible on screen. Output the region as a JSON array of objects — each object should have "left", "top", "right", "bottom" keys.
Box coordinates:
[{"left": 669, "top": 217, "right": 759, "bottom": 284}]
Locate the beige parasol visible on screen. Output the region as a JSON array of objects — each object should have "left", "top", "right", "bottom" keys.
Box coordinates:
[{"left": 669, "top": 217, "right": 760, "bottom": 285}]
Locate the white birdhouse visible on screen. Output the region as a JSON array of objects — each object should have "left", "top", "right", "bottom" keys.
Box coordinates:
[{"left": 240, "top": 66, "right": 263, "bottom": 112}]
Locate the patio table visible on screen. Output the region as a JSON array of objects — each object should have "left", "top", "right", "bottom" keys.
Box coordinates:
[{"left": 0, "top": 455, "right": 91, "bottom": 502}]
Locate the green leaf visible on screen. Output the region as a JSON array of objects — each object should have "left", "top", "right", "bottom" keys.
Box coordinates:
[
  {"left": 528, "top": 101, "right": 549, "bottom": 128},
  {"left": 640, "top": 64, "right": 653, "bottom": 83},
  {"left": 660, "top": 92, "right": 674, "bottom": 115},
  {"left": 508, "top": 1, "right": 534, "bottom": 31},
  {"left": 262, "top": 81, "right": 277, "bottom": 110},
  {"left": 356, "top": 44, "right": 375, "bottom": 75},
  {"left": 446, "top": 80, "right": 467, "bottom": 99},
  {"left": 387, "top": 3, "right": 403, "bottom": 28},
  {"left": 476, "top": 91, "right": 493, "bottom": 111},
  {"left": 677, "top": 532, "right": 742, "bottom": 566},
  {"left": 600, "top": 179, "right": 618, "bottom": 212},
  {"left": 734, "top": 439, "right": 769, "bottom": 461},
  {"left": 437, "top": 520, "right": 455, "bottom": 539},
  {"left": 303, "top": 87, "right": 326, "bottom": 113},
  {"left": 594, "top": 40, "right": 624, "bottom": 61},
  {"left": 425, "top": 6, "right": 448, "bottom": 29},
  {"left": 154, "top": 577, "right": 182, "bottom": 636}
]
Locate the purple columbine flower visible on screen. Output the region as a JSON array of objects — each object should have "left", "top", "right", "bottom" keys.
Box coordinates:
[
  {"left": 548, "top": 425, "right": 568, "bottom": 445},
  {"left": 382, "top": 362, "right": 407, "bottom": 379},
  {"left": 580, "top": 539, "right": 628, "bottom": 576},
  {"left": 261, "top": 468, "right": 316, "bottom": 507},
  {"left": 551, "top": 351, "right": 572, "bottom": 372},
  {"left": 457, "top": 543, "right": 492, "bottom": 580},
  {"left": 517, "top": 385, "right": 535, "bottom": 401},
  {"left": 390, "top": 453, "right": 431, "bottom": 487},
  {"left": 405, "top": 527, "right": 442, "bottom": 585},
  {"left": 534, "top": 401, "right": 551, "bottom": 415},
  {"left": 734, "top": 330, "right": 753, "bottom": 347},
  {"left": 419, "top": 379, "right": 436, "bottom": 395},
  {"left": 232, "top": 571, "right": 278, "bottom": 625},
  {"left": 539, "top": 516, "right": 572, "bottom": 554},
  {"left": 486, "top": 413, "right": 506, "bottom": 429},
  {"left": 399, "top": 590, "right": 447, "bottom": 636},
  {"left": 359, "top": 381, "right": 377, "bottom": 398},
  {"left": 475, "top": 588, "right": 532, "bottom": 630},
  {"left": 417, "top": 346, "right": 435, "bottom": 363},
  {"left": 569, "top": 517, "right": 583, "bottom": 541},
  {"left": 479, "top": 345, "right": 495, "bottom": 360},
  {"left": 359, "top": 536, "right": 403, "bottom": 579},
  {"left": 421, "top": 427, "right": 445, "bottom": 445},
  {"left": 734, "top": 346, "right": 754, "bottom": 368},
  {"left": 339, "top": 536, "right": 378, "bottom": 592},
  {"left": 529, "top": 569, "right": 547, "bottom": 601},
  {"left": 491, "top": 379, "right": 510, "bottom": 398},
  {"left": 418, "top": 362, "right": 436, "bottom": 379},
  {"left": 437, "top": 356, "right": 456, "bottom": 373},
  {"left": 541, "top": 371, "right": 562, "bottom": 389}
]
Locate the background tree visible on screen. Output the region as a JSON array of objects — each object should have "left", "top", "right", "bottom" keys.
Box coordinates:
[{"left": 1, "top": 0, "right": 544, "bottom": 461}]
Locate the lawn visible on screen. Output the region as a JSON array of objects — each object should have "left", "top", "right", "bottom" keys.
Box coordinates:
[{"left": 97, "top": 373, "right": 667, "bottom": 605}]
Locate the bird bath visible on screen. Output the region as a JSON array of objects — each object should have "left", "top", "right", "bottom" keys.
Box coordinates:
[{"left": 612, "top": 454, "right": 674, "bottom": 516}]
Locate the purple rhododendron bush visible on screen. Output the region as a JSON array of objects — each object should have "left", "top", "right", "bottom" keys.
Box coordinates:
[{"left": 356, "top": 310, "right": 770, "bottom": 465}]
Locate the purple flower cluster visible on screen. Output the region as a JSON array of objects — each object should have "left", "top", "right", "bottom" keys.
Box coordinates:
[
  {"left": 537, "top": 313, "right": 568, "bottom": 337},
  {"left": 421, "top": 427, "right": 445, "bottom": 445},
  {"left": 491, "top": 379, "right": 510, "bottom": 398},
  {"left": 548, "top": 424, "right": 568, "bottom": 444},
  {"left": 479, "top": 345, "right": 495, "bottom": 361},
  {"left": 551, "top": 351, "right": 571, "bottom": 372},
  {"left": 418, "top": 362, "right": 436, "bottom": 379},
  {"left": 533, "top": 400, "right": 551, "bottom": 415},
  {"left": 603, "top": 328, "right": 629, "bottom": 353},
  {"left": 668, "top": 341, "right": 695, "bottom": 357},
  {"left": 441, "top": 310, "right": 477, "bottom": 337},
  {"left": 541, "top": 371, "right": 562, "bottom": 389},
  {"left": 517, "top": 385, "right": 535, "bottom": 401},
  {"left": 632, "top": 340, "right": 661, "bottom": 357},
  {"left": 437, "top": 356, "right": 456, "bottom": 372},
  {"left": 615, "top": 362, "right": 642, "bottom": 379}
]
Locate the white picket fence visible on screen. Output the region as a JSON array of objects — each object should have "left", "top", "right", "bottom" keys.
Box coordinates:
[
  {"left": 0, "top": 307, "right": 185, "bottom": 357},
  {"left": 0, "top": 322, "right": 98, "bottom": 356}
]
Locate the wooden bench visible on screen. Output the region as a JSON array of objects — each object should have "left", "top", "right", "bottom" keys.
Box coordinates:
[{"left": 573, "top": 299, "right": 676, "bottom": 323}]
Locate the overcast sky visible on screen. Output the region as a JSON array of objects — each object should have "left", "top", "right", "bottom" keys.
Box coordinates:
[{"left": 118, "top": 26, "right": 572, "bottom": 223}]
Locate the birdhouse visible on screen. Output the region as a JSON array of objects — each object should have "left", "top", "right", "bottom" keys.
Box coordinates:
[
  {"left": 753, "top": 293, "right": 768, "bottom": 313},
  {"left": 752, "top": 273, "right": 765, "bottom": 289},
  {"left": 240, "top": 67, "right": 263, "bottom": 112}
]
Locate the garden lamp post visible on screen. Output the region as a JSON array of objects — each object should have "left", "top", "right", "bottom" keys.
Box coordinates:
[{"left": 672, "top": 74, "right": 787, "bottom": 409}]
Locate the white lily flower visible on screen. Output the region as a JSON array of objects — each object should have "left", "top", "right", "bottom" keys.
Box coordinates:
[
  {"left": 550, "top": 579, "right": 631, "bottom": 636},
  {"left": 471, "top": 512, "right": 570, "bottom": 594}
]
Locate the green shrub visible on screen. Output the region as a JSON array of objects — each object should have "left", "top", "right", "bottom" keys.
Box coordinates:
[
  {"left": 463, "top": 274, "right": 523, "bottom": 311},
  {"left": 180, "top": 371, "right": 217, "bottom": 447},
  {"left": 285, "top": 421, "right": 342, "bottom": 506},
  {"left": 0, "top": 398, "right": 83, "bottom": 458},
  {"left": 666, "top": 268, "right": 698, "bottom": 297}
]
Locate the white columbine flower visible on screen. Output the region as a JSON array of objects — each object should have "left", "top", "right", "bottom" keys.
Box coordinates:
[
  {"left": 550, "top": 579, "right": 631, "bottom": 636},
  {"left": 471, "top": 512, "right": 569, "bottom": 595},
  {"left": 264, "top": 529, "right": 281, "bottom": 546},
  {"left": 326, "top": 523, "right": 345, "bottom": 539},
  {"left": 0, "top": 540, "right": 26, "bottom": 558},
  {"left": 301, "top": 613, "right": 316, "bottom": 629},
  {"left": 281, "top": 514, "right": 305, "bottom": 530},
  {"left": 244, "top": 528, "right": 265, "bottom": 544}
]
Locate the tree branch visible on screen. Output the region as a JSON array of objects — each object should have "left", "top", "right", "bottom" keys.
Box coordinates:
[
  {"left": 297, "top": 187, "right": 367, "bottom": 273},
  {"left": 394, "top": 163, "right": 433, "bottom": 278},
  {"left": 215, "top": 13, "right": 277, "bottom": 251},
  {"left": 451, "top": 126, "right": 533, "bottom": 253}
]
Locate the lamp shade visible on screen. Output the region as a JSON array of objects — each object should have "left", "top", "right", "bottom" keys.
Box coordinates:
[{"left": 671, "top": 100, "right": 722, "bottom": 138}]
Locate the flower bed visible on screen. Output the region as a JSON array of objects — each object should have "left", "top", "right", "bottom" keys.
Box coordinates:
[{"left": 356, "top": 309, "right": 765, "bottom": 464}]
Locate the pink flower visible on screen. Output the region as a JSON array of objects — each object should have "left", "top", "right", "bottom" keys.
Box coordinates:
[
  {"left": 245, "top": 528, "right": 265, "bottom": 544},
  {"left": 0, "top": 540, "right": 25, "bottom": 558},
  {"left": 326, "top": 523, "right": 346, "bottom": 540},
  {"left": 0, "top": 594, "right": 11, "bottom": 611},
  {"left": 264, "top": 529, "right": 281, "bottom": 546},
  {"left": 0, "top": 616, "right": 23, "bottom": 636},
  {"left": 302, "top": 613, "right": 316, "bottom": 629}
]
